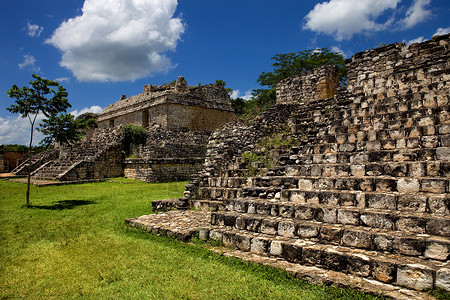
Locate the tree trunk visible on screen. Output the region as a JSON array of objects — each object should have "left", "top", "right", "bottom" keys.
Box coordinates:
[{"left": 26, "top": 122, "right": 34, "bottom": 207}]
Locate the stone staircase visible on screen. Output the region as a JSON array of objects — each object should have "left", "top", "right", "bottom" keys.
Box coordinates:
[
  {"left": 127, "top": 35, "right": 450, "bottom": 297},
  {"left": 31, "top": 127, "right": 123, "bottom": 181},
  {"left": 12, "top": 149, "right": 59, "bottom": 175},
  {"left": 188, "top": 91, "right": 449, "bottom": 292}
]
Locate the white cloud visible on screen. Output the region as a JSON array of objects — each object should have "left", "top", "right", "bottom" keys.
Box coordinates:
[
  {"left": 231, "top": 89, "right": 253, "bottom": 101},
  {"left": 399, "top": 0, "right": 432, "bottom": 29},
  {"left": 70, "top": 105, "right": 103, "bottom": 118},
  {"left": 405, "top": 36, "right": 426, "bottom": 45},
  {"left": 0, "top": 115, "right": 45, "bottom": 146},
  {"left": 26, "top": 22, "right": 44, "bottom": 37},
  {"left": 304, "top": 0, "right": 400, "bottom": 41},
  {"left": 46, "top": 0, "right": 184, "bottom": 82},
  {"left": 18, "top": 54, "right": 41, "bottom": 73},
  {"left": 434, "top": 27, "right": 450, "bottom": 36},
  {"left": 331, "top": 46, "right": 351, "bottom": 58},
  {"left": 304, "top": 0, "right": 432, "bottom": 41},
  {"left": 55, "top": 77, "right": 70, "bottom": 83}
]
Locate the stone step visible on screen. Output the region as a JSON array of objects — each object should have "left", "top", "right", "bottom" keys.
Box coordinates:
[
  {"left": 280, "top": 147, "right": 450, "bottom": 165},
  {"left": 207, "top": 161, "right": 450, "bottom": 188},
  {"left": 196, "top": 188, "right": 449, "bottom": 216},
  {"left": 222, "top": 159, "right": 450, "bottom": 179},
  {"left": 199, "top": 177, "right": 449, "bottom": 201},
  {"left": 126, "top": 210, "right": 447, "bottom": 297},
  {"left": 199, "top": 225, "right": 449, "bottom": 292},
  {"left": 294, "top": 105, "right": 448, "bottom": 129},
  {"left": 209, "top": 210, "right": 450, "bottom": 259},
  {"left": 192, "top": 197, "right": 449, "bottom": 235}
]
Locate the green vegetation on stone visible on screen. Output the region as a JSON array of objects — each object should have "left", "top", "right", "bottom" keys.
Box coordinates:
[
  {"left": 1, "top": 179, "right": 383, "bottom": 299},
  {"left": 120, "top": 124, "right": 148, "bottom": 156}
]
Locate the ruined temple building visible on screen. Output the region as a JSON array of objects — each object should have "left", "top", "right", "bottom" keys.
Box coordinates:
[
  {"left": 98, "top": 76, "right": 234, "bottom": 131},
  {"left": 13, "top": 77, "right": 235, "bottom": 182}
]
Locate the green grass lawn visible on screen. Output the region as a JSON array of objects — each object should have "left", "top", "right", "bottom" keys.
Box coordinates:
[{"left": 0, "top": 179, "right": 384, "bottom": 299}]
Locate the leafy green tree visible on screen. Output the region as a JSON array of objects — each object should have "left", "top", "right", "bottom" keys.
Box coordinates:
[
  {"left": 38, "top": 113, "right": 89, "bottom": 148},
  {"left": 5, "top": 74, "right": 70, "bottom": 207},
  {"left": 257, "top": 48, "right": 346, "bottom": 88}
]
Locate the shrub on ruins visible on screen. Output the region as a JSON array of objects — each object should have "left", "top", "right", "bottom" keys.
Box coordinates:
[
  {"left": 235, "top": 48, "right": 346, "bottom": 122},
  {"left": 5, "top": 74, "right": 71, "bottom": 207},
  {"left": 120, "top": 124, "right": 148, "bottom": 156}
]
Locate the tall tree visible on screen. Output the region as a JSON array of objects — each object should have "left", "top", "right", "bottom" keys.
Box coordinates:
[
  {"left": 5, "top": 74, "right": 70, "bottom": 207},
  {"left": 38, "top": 113, "right": 88, "bottom": 148}
]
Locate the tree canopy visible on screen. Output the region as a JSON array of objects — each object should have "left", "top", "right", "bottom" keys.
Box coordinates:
[
  {"left": 38, "top": 113, "right": 89, "bottom": 148},
  {"left": 256, "top": 48, "right": 346, "bottom": 88}
]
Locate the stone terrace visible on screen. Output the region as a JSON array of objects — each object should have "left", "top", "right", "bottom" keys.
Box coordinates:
[{"left": 126, "top": 34, "right": 450, "bottom": 298}]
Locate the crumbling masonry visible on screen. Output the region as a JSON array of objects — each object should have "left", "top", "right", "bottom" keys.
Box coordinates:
[{"left": 127, "top": 34, "right": 450, "bottom": 298}]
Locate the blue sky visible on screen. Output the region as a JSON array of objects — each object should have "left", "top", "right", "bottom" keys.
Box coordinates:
[{"left": 1, "top": 0, "right": 449, "bottom": 145}]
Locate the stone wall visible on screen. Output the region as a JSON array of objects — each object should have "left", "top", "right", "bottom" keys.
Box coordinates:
[
  {"left": 0, "top": 151, "right": 28, "bottom": 173},
  {"left": 0, "top": 154, "right": 4, "bottom": 173},
  {"left": 346, "top": 34, "right": 449, "bottom": 101},
  {"left": 124, "top": 158, "right": 204, "bottom": 182},
  {"left": 124, "top": 129, "right": 210, "bottom": 182},
  {"left": 276, "top": 65, "right": 339, "bottom": 104}
]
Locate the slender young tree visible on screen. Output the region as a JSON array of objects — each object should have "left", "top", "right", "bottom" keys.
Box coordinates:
[{"left": 5, "top": 74, "right": 70, "bottom": 207}]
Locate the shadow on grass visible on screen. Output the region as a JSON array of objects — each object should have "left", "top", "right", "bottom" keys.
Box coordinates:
[{"left": 29, "top": 200, "right": 95, "bottom": 210}]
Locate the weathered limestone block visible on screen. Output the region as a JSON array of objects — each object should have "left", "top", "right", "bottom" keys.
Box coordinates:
[
  {"left": 397, "top": 264, "right": 435, "bottom": 290},
  {"left": 269, "top": 240, "right": 283, "bottom": 256},
  {"left": 347, "top": 253, "right": 370, "bottom": 277},
  {"left": 360, "top": 213, "right": 394, "bottom": 230},
  {"left": 234, "top": 233, "right": 251, "bottom": 251},
  {"left": 319, "top": 226, "right": 342, "bottom": 245},
  {"left": 425, "top": 241, "right": 450, "bottom": 261},
  {"left": 436, "top": 267, "right": 450, "bottom": 291},
  {"left": 278, "top": 221, "right": 296, "bottom": 238},
  {"left": 341, "top": 230, "right": 372, "bottom": 249},
  {"left": 337, "top": 209, "right": 360, "bottom": 225},
  {"left": 428, "top": 195, "right": 449, "bottom": 214},
  {"left": 261, "top": 219, "right": 278, "bottom": 235},
  {"left": 198, "top": 227, "right": 210, "bottom": 240},
  {"left": 209, "top": 229, "right": 223, "bottom": 242},
  {"left": 397, "top": 178, "right": 420, "bottom": 193},
  {"left": 250, "top": 237, "right": 270, "bottom": 255},
  {"left": 282, "top": 243, "right": 303, "bottom": 263},
  {"left": 222, "top": 232, "right": 236, "bottom": 248},
  {"left": 297, "top": 224, "right": 319, "bottom": 238},
  {"left": 371, "top": 258, "right": 397, "bottom": 283}
]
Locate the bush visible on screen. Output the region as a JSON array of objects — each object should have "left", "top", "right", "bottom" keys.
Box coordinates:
[{"left": 121, "top": 124, "right": 147, "bottom": 155}]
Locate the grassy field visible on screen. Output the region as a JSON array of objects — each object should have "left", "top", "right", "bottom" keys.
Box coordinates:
[{"left": 0, "top": 178, "right": 385, "bottom": 299}]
